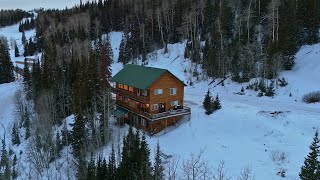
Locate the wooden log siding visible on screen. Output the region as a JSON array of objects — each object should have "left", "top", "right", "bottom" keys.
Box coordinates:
[
  {"left": 111, "top": 88, "right": 150, "bottom": 103},
  {"left": 111, "top": 65, "right": 190, "bottom": 134},
  {"left": 149, "top": 71, "right": 184, "bottom": 114}
]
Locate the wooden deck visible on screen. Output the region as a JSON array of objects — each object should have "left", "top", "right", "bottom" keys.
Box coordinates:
[{"left": 116, "top": 101, "right": 191, "bottom": 121}]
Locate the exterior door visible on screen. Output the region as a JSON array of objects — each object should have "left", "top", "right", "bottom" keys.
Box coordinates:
[{"left": 159, "top": 103, "right": 166, "bottom": 113}]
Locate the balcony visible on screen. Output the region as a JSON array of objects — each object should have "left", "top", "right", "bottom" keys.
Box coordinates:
[
  {"left": 111, "top": 87, "right": 149, "bottom": 103},
  {"left": 147, "top": 106, "right": 191, "bottom": 121},
  {"left": 116, "top": 102, "right": 191, "bottom": 121}
]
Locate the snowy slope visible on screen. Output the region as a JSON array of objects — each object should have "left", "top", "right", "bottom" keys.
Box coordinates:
[
  {"left": 110, "top": 37, "right": 320, "bottom": 179},
  {"left": 0, "top": 19, "right": 319, "bottom": 179}
]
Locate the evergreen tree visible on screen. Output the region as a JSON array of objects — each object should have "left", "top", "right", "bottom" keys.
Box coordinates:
[
  {"left": 107, "top": 144, "right": 116, "bottom": 180},
  {"left": 96, "top": 156, "right": 107, "bottom": 180},
  {"left": 153, "top": 142, "right": 164, "bottom": 180},
  {"left": 21, "top": 31, "right": 26, "bottom": 45},
  {"left": 71, "top": 114, "right": 86, "bottom": 159},
  {"left": 11, "top": 123, "right": 20, "bottom": 145},
  {"left": 24, "top": 106, "right": 30, "bottom": 139},
  {"left": 139, "top": 133, "right": 152, "bottom": 180},
  {"left": 0, "top": 37, "right": 14, "bottom": 84},
  {"left": 12, "top": 154, "right": 18, "bottom": 179},
  {"left": 203, "top": 90, "right": 213, "bottom": 115},
  {"left": 55, "top": 131, "right": 62, "bottom": 157},
  {"left": 86, "top": 155, "right": 96, "bottom": 180},
  {"left": 299, "top": 130, "right": 320, "bottom": 180},
  {"left": 265, "top": 81, "right": 275, "bottom": 97},
  {"left": 14, "top": 43, "right": 19, "bottom": 57},
  {"left": 213, "top": 94, "right": 222, "bottom": 111}
]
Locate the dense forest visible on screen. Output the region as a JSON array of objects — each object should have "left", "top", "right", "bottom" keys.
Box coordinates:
[
  {"left": 0, "top": 9, "right": 32, "bottom": 27},
  {"left": 0, "top": 0, "right": 320, "bottom": 179}
]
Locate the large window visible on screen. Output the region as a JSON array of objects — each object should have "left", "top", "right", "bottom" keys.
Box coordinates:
[
  {"left": 154, "top": 89, "right": 163, "bottom": 95},
  {"left": 119, "top": 83, "right": 123, "bottom": 89},
  {"left": 170, "top": 88, "right": 177, "bottom": 95},
  {"left": 124, "top": 85, "right": 128, "bottom": 90},
  {"left": 129, "top": 86, "right": 134, "bottom": 92},
  {"left": 171, "top": 100, "right": 178, "bottom": 107}
]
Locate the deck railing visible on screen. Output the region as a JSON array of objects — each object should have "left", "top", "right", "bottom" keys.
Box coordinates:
[
  {"left": 146, "top": 106, "right": 191, "bottom": 120},
  {"left": 116, "top": 103, "right": 191, "bottom": 121},
  {"left": 111, "top": 87, "right": 149, "bottom": 103}
]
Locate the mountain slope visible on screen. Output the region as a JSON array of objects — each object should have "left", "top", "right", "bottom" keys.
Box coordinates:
[{"left": 110, "top": 36, "right": 320, "bottom": 180}]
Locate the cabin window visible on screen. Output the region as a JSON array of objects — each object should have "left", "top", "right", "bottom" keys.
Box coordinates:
[
  {"left": 119, "top": 83, "right": 123, "bottom": 89},
  {"left": 117, "top": 95, "right": 122, "bottom": 101},
  {"left": 171, "top": 100, "right": 178, "bottom": 107},
  {"left": 124, "top": 85, "right": 128, "bottom": 90},
  {"left": 129, "top": 86, "right": 134, "bottom": 92},
  {"left": 170, "top": 88, "right": 177, "bottom": 95},
  {"left": 141, "top": 90, "right": 148, "bottom": 96},
  {"left": 133, "top": 115, "right": 138, "bottom": 124},
  {"left": 152, "top": 104, "right": 159, "bottom": 111},
  {"left": 154, "top": 89, "right": 163, "bottom": 95},
  {"left": 123, "top": 97, "right": 129, "bottom": 103},
  {"left": 141, "top": 118, "right": 146, "bottom": 126},
  {"left": 137, "top": 89, "right": 140, "bottom": 95}
]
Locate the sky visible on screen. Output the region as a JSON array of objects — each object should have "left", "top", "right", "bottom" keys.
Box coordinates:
[{"left": 0, "top": 0, "right": 93, "bottom": 11}]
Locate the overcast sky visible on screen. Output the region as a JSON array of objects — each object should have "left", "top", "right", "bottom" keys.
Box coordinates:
[{"left": 0, "top": 0, "right": 93, "bottom": 11}]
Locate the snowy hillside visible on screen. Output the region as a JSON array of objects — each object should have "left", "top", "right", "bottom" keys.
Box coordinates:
[
  {"left": 110, "top": 34, "right": 320, "bottom": 180},
  {"left": 0, "top": 17, "right": 320, "bottom": 179},
  {"left": 0, "top": 0, "right": 94, "bottom": 11}
]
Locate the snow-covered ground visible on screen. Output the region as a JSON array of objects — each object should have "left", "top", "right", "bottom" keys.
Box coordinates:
[
  {"left": 110, "top": 36, "right": 320, "bottom": 179},
  {"left": 0, "top": 18, "right": 320, "bottom": 179},
  {"left": 0, "top": 0, "right": 94, "bottom": 11}
]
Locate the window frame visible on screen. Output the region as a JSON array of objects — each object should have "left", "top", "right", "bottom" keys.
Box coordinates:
[
  {"left": 152, "top": 104, "right": 159, "bottom": 111},
  {"left": 154, "top": 89, "right": 163, "bottom": 95},
  {"left": 141, "top": 118, "right": 146, "bottom": 126},
  {"left": 170, "top": 88, "right": 177, "bottom": 95}
]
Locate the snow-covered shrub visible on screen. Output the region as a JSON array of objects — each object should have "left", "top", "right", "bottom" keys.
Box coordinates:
[{"left": 302, "top": 91, "right": 320, "bottom": 103}]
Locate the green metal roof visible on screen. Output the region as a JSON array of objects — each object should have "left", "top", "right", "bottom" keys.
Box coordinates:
[
  {"left": 112, "top": 64, "right": 185, "bottom": 89},
  {"left": 112, "top": 107, "right": 128, "bottom": 118}
]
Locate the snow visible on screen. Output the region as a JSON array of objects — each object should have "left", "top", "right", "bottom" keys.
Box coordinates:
[
  {"left": 107, "top": 36, "right": 320, "bottom": 179},
  {"left": 0, "top": 19, "right": 319, "bottom": 179},
  {"left": 0, "top": 0, "right": 95, "bottom": 11}
]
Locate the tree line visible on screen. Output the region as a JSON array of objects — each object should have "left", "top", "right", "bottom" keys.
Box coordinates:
[{"left": 0, "top": 9, "right": 31, "bottom": 28}]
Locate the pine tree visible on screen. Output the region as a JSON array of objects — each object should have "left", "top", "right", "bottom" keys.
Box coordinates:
[
  {"left": 213, "top": 94, "right": 222, "bottom": 111},
  {"left": 55, "top": 131, "right": 62, "bottom": 157},
  {"left": 139, "top": 133, "right": 152, "bottom": 180},
  {"left": 24, "top": 106, "right": 30, "bottom": 139},
  {"left": 21, "top": 31, "right": 26, "bottom": 45},
  {"left": 86, "top": 155, "right": 96, "bottom": 180},
  {"left": 71, "top": 114, "right": 86, "bottom": 159},
  {"left": 203, "top": 90, "right": 213, "bottom": 115},
  {"left": 107, "top": 144, "right": 116, "bottom": 180},
  {"left": 11, "top": 123, "right": 20, "bottom": 145},
  {"left": 265, "top": 81, "right": 275, "bottom": 97},
  {"left": 0, "top": 37, "right": 14, "bottom": 84},
  {"left": 299, "top": 130, "right": 320, "bottom": 180},
  {"left": 153, "top": 142, "right": 164, "bottom": 180},
  {"left": 12, "top": 154, "right": 18, "bottom": 179},
  {"left": 14, "top": 43, "right": 19, "bottom": 57}
]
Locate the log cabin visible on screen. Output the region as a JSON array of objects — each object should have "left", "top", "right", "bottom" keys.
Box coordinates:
[{"left": 111, "top": 64, "right": 191, "bottom": 134}]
